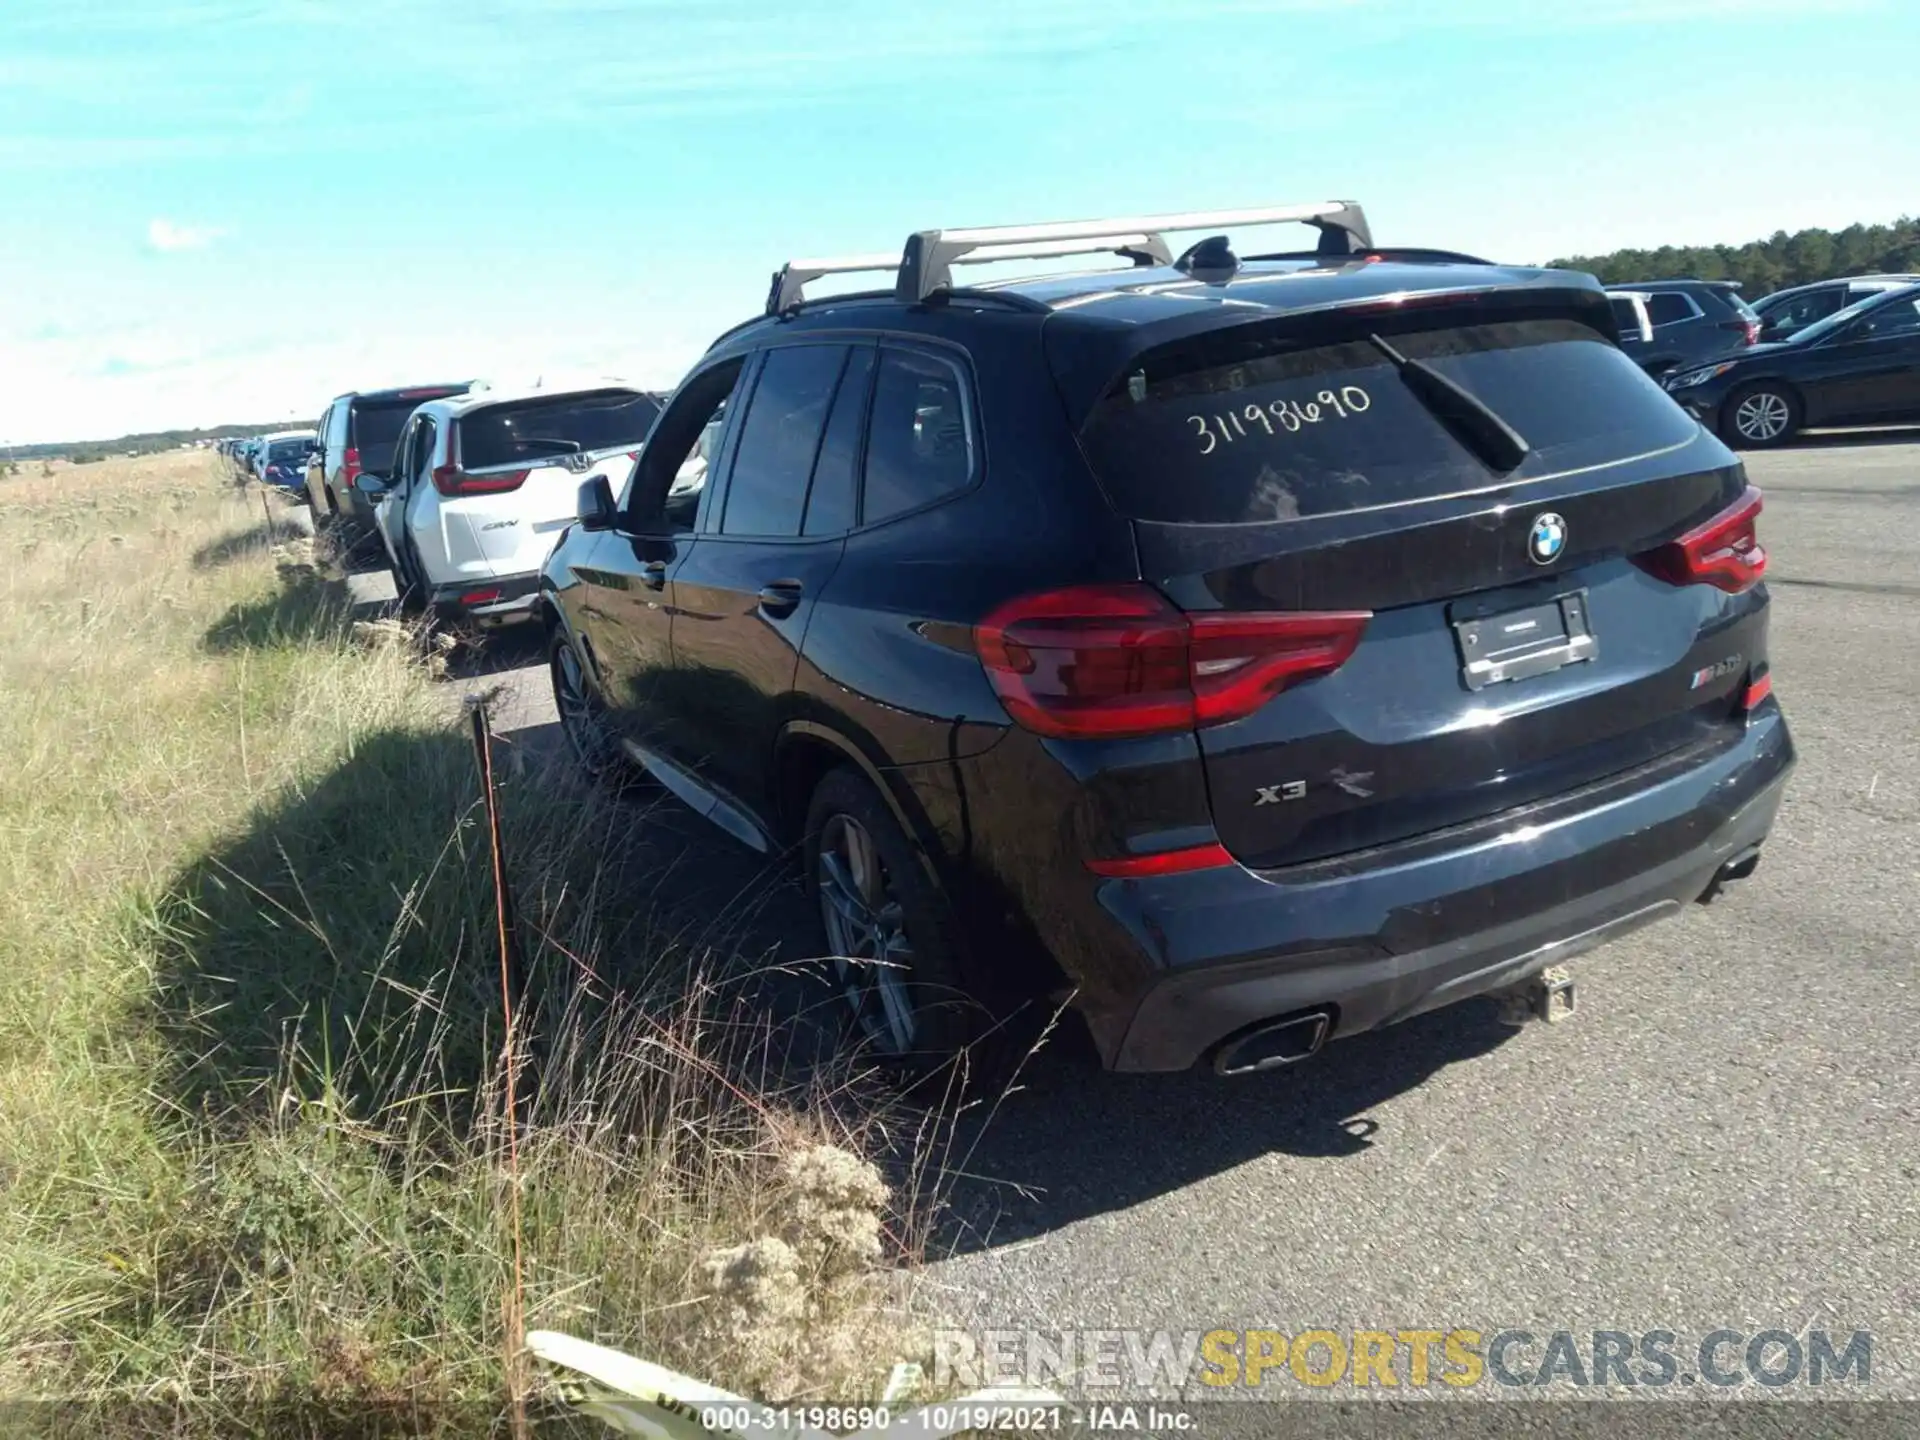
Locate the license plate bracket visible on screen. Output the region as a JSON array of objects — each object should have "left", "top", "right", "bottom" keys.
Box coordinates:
[{"left": 1451, "top": 589, "right": 1597, "bottom": 692}]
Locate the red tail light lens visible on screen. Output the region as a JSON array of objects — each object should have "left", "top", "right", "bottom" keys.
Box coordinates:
[
  {"left": 1634, "top": 486, "right": 1768, "bottom": 595},
  {"left": 432, "top": 464, "right": 529, "bottom": 497},
  {"left": 459, "top": 588, "right": 503, "bottom": 607},
  {"left": 1742, "top": 672, "right": 1773, "bottom": 710},
  {"left": 342, "top": 446, "right": 362, "bottom": 486},
  {"left": 974, "top": 583, "right": 1371, "bottom": 740},
  {"left": 1087, "top": 842, "right": 1234, "bottom": 877}
]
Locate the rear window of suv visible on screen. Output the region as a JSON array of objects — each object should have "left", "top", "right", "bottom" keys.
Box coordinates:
[
  {"left": 1079, "top": 314, "right": 1700, "bottom": 525},
  {"left": 458, "top": 389, "right": 663, "bottom": 471},
  {"left": 350, "top": 401, "right": 425, "bottom": 473}
]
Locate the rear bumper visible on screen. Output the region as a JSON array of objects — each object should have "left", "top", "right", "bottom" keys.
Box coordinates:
[
  {"left": 428, "top": 570, "right": 542, "bottom": 626},
  {"left": 1099, "top": 707, "right": 1794, "bottom": 1072}
]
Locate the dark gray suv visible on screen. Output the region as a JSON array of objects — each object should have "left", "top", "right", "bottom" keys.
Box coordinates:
[{"left": 1607, "top": 280, "right": 1761, "bottom": 379}]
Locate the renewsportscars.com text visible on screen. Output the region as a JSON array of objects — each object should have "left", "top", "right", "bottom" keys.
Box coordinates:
[{"left": 934, "top": 1328, "right": 1873, "bottom": 1392}]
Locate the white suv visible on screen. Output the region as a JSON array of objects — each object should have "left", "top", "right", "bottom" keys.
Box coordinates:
[{"left": 366, "top": 383, "right": 663, "bottom": 627}]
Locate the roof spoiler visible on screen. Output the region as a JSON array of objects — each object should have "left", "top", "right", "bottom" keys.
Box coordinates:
[{"left": 765, "top": 201, "right": 1371, "bottom": 315}]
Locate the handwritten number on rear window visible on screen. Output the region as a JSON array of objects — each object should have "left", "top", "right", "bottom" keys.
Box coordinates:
[{"left": 1186, "top": 386, "right": 1372, "bottom": 455}]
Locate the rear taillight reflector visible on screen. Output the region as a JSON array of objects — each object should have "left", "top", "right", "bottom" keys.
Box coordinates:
[
  {"left": 433, "top": 463, "right": 529, "bottom": 497},
  {"left": 1743, "top": 673, "right": 1773, "bottom": 710},
  {"left": 459, "top": 588, "right": 503, "bottom": 607},
  {"left": 974, "top": 583, "right": 1370, "bottom": 740},
  {"left": 1087, "top": 841, "right": 1235, "bottom": 878},
  {"left": 1634, "top": 486, "right": 1767, "bottom": 594}
]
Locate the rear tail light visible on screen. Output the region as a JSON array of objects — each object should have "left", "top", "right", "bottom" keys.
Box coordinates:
[
  {"left": 1634, "top": 486, "right": 1767, "bottom": 595},
  {"left": 1720, "top": 318, "right": 1761, "bottom": 345},
  {"left": 342, "top": 446, "right": 362, "bottom": 486},
  {"left": 1742, "top": 672, "right": 1773, "bottom": 710},
  {"left": 432, "top": 464, "right": 529, "bottom": 497},
  {"left": 974, "top": 583, "right": 1370, "bottom": 740}
]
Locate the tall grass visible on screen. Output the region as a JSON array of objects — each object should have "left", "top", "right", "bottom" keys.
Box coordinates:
[{"left": 0, "top": 455, "right": 932, "bottom": 1433}]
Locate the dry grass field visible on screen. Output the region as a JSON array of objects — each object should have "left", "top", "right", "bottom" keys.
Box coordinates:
[{"left": 0, "top": 453, "right": 929, "bottom": 1433}]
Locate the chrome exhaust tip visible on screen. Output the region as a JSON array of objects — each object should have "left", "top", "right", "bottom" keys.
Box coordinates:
[{"left": 1212, "top": 1009, "right": 1333, "bottom": 1077}]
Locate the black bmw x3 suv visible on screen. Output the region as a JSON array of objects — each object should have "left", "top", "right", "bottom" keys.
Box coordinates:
[{"left": 540, "top": 202, "right": 1794, "bottom": 1076}]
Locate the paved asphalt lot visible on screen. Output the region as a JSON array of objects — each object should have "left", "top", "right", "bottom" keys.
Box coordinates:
[{"left": 339, "top": 433, "right": 1919, "bottom": 1404}]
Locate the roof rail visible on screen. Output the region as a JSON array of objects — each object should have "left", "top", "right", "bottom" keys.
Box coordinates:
[{"left": 765, "top": 201, "right": 1372, "bottom": 315}]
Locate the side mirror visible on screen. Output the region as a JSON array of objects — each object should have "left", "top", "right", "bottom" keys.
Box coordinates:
[{"left": 576, "top": 475, "right": 617, "bottom": 532}]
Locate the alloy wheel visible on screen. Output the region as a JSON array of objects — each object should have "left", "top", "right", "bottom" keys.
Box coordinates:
[
  {"left": 817, "top": 813, "right": 918, "bottom": 1056},
  {"left": 1733, "top": 391, "right": 1792, "bottom": 443},
  {"left": 552, "top": 641, "right": 617, "bottom": 775}
]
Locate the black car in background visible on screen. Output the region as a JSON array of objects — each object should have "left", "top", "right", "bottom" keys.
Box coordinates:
[
  {"left": 537, "top": 203, "right": 1792, "bottom": 1077},
  {"left": 1751, "top": 274, "right": 1920, "bottom": 343},
  {"left": 1606, "top": 279, "right": 1761, "bottom": 378},
  {"left": 306, "top": 382, "right": 479, "bottom": 521},
  {"left": 1665, "top": 282, "right": 1920, "bottom": 446}
]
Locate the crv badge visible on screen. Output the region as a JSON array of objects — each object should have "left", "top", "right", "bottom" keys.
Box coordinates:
[{"left": 1529, "top": 512, "right": 1568, "bottom": 565}]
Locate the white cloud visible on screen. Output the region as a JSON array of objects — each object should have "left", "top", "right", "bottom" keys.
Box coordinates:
[{"left": 145, "top": 217, "right": 225, "bottom": 252}]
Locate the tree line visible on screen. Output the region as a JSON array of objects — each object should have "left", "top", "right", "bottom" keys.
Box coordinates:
[
  {"left": 1550, "top": 216, "right": 1920, "bottom": 295},
  {"left": 6, "top": 421, "right": 300, "bottom": 465}
]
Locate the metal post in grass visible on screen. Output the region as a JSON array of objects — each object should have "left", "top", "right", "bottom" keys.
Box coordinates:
[{"left": 467, "top": 696, "right": 531, "bottom": 1438}]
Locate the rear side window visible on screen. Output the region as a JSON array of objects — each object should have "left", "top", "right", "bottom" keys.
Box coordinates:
[
  {"left": 1080, "top": 316, "right": 1701, "bottom": 525},
  {"left": 458, "top": 390, "right": 662, "bottom": 471},
  {"left": 1645, "top": 293, "right": 1696, "bottom": 326},
  {"left": 1865, "top": 295, "right": 1920, "bottom": 337},
  {"left": 803, "top": 347, "right": 874, "bottom": 536},
  {"left": 721, "top": 345, "right": 849, "bottom": 537},
  {"left": 861, "top": 348, "right": 974, "bottom": 525}
]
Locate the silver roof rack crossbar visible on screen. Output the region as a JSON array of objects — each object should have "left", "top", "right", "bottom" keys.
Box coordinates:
[
  {"left": 765, "top": 201, "right": 1372, "bottom": 315},
  {"left": 897, "top": 201, "right": 1371, "bottom": 304},
  {"left": 765, "top": 252, "right": 901, "bottom": 316}
]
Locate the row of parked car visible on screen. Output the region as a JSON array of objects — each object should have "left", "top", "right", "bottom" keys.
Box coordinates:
[
  {"left": 223, "top": 200, "right": 1813, "bottom": 1080},
  {"left": 1604, "top": 271, "right": 1920, "bottom": 443}
]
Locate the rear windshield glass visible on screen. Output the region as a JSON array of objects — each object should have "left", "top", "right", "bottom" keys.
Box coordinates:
[
  {"left": 1722, "top": 291, "right": 1761, "bottom": 323},
  {"left": 1079, "top": 316, "right": 1700, "bottom": 525},
  {"left": 457, "top": 390, "right": 663, "bottom": 470},
  {"left": 267, "top": 439, "right": 310, "bottom": 462},
  {"left": 350, "top": 401, "right": 421, "bottom": 472}
]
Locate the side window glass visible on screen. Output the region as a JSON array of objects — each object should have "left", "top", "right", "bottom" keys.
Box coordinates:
[
  {"left": 861, "top": 348, "right": 974, "bottom": 525},
  {"left": 1866, "top": 299, "right": 1920, "bottom": 339},
  {"left": 1645, "top": 293, "right": 1694, "bottom": 328},
  {"left": 392, "top": 421, "right": 414, "bottom": 484},
  {"left": 720, "top": 345, "right": 848, "bottom": 537},
  {"left": 628, "top": 358, "right": 747, "bottom": 535},
  {"left": 802, "top": 347, "right": 874, "bottom": 537},
  {"left": 415, "top": 418, "right": 437, "bottom": 483}
]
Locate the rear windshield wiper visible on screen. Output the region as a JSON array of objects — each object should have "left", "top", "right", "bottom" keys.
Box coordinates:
[{"left": 1368, "top": 333, "right": 1530, "bottom": 473}]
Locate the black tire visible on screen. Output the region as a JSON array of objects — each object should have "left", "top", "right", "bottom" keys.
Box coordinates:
[
  {"left": 391, "top": 536, "right": 427, "bottom": 615},
  {"left": 549, "top": 628, "right": 638, "bottom": 789},
  {"left": 1721, "top": 383, "right": 1802, "bottom": 449},
  {"left": 804, "top": 767, "right": 984, "bottom": 1072}
]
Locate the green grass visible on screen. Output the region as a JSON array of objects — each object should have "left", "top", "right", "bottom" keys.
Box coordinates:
[{"left": 0, "top": 454, "right": 930, "bottom": 1434}]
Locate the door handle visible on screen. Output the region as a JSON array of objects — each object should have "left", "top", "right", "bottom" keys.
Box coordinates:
[
  {"left": 640, "top": 561, "right": 667, "bottom": 591},
  {"left": 757, "top": 580, "right": 804, "bottom": 617}
]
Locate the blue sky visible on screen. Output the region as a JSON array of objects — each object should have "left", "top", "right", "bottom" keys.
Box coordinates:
[{"left": 1, "top": 0, "right": 1913, "bottom": 444}]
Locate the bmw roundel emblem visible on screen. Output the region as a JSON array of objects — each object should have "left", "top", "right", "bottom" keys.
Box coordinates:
[{"left": 1528, "top": 512, "right": 1568, "bottom": 566}]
